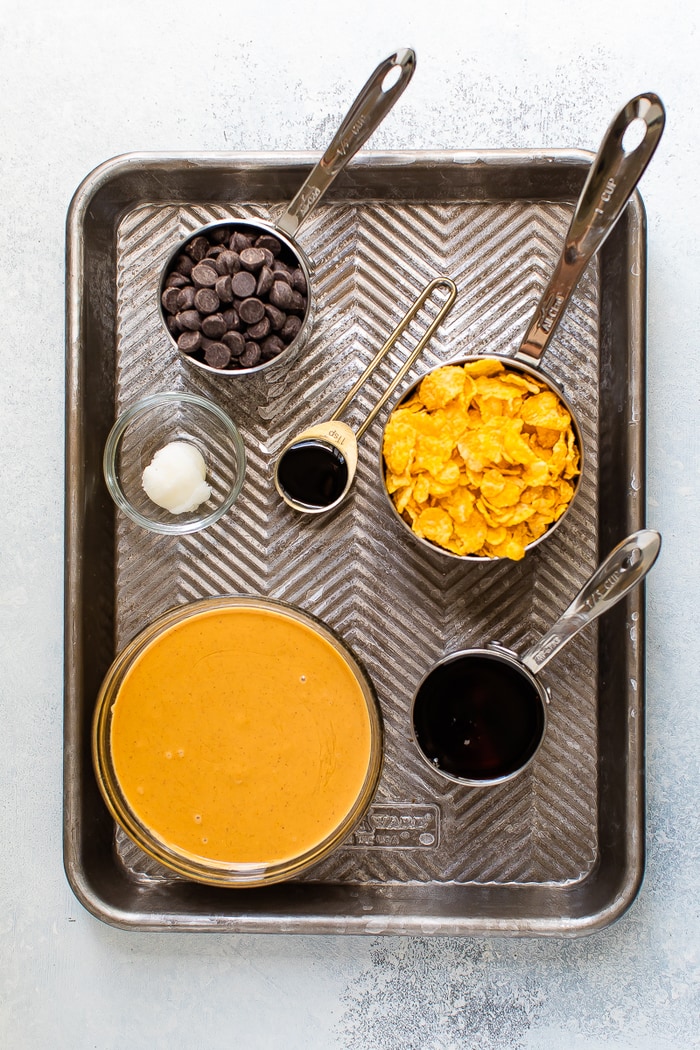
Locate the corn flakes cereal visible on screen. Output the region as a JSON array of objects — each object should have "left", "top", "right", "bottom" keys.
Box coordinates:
[{"left": 383, "top": 359, "right": 580, "bottom": 560}]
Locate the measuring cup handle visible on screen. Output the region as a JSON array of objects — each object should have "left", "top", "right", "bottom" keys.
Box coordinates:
[
  {"left": 521, "top": 529, "right": 661, "bottom": 675},
  {"left": 516, "top": 93, "right": 665, "bottom": 367},
  {"left": 276, "top": 49, "right": 416, "bottom": 238}
]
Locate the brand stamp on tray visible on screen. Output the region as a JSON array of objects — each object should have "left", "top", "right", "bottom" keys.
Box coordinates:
[{"left": 344, "top": 804, "right": 440, "bottom": 849}]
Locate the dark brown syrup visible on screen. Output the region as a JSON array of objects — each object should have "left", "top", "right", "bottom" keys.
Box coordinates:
[
  {"left": 277, "top": 439, "right": 349, "bottom": 509},
  {"left": 412, "top": 653, "right": 545, "bottom": 781}
]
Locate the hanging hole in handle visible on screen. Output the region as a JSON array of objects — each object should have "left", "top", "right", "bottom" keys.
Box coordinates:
[
  {"left": 622, "top": 117, "right": 648, "bottom": 154},
  {"left": 381, "top": 65, "right": 403, "bottom": 92}
]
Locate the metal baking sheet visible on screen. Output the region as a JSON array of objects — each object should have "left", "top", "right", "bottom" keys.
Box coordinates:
[{"left": 64, "top": 151, "right": 646, "bottom": 935}]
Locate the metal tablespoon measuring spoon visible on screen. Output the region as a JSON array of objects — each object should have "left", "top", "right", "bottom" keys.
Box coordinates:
[
  {"left": 412, "top": 529, "right": 661, "bottom": 786},
  {"left": 274, "top": 277, "right": 457, "bottom": 513}
]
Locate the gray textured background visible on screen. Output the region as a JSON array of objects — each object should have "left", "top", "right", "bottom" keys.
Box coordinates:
[{"left": 2, "top": 1, "right": 698, "bottom": 1047}]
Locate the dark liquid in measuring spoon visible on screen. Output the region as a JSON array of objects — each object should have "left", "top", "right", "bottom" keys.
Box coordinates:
[
  {"left": 277, "top": 439, "right": 349, "bottom": 509},
  {"left": 412, "top": 653, "right": 545, "bottom": 781}
]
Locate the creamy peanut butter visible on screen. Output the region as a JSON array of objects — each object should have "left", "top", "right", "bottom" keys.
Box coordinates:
[{"left": 109, "top": 606, "right": 373, "bottom": 865}]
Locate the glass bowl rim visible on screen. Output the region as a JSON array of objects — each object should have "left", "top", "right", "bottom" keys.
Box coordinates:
[{"left": 102, "top": 391, "right": 246, "bottom": 535}]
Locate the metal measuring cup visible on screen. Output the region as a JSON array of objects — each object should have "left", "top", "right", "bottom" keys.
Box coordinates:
[
  {"left": 158, "top": 48, "right": 416, "bottom": 376},
  {"left": 274, "top": 278, "right": 457, "bottom": 513},
  {"left": 381, "top": 92, "right": 665, "bottom": 560},
  {"left": 411, "top": 529, "right": 661, "bottom": 786}
]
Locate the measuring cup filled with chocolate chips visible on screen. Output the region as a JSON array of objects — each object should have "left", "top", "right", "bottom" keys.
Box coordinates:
[
  {"left": 381, "top": 93, "right": 665, "bottom": 562},
  {"left": 411, "top": 529, "right": 660, "bottom": 786},
  {"left": 274, "top": 277, "right": 457, "bottom": 513},
  {"left": 159, "top": 48, "right": 416, "bottom": 375}
]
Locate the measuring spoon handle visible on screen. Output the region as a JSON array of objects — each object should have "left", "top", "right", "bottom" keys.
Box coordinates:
[
  {"left": 521, "top": 529, "right": 661, "bottom": 675},
  {"left": 276, "top": 49, "right": 416, "bottom": 238},
  {"left": 516, "top": 93, "right": 665, "bottom": 367}
]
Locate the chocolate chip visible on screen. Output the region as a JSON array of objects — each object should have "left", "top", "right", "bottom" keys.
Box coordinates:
[
  {"left": 177, "top": 285, "right": 196, "bottom": 311},
  {"left": 246, "top": 316, "right": 271, "bottom": 340},
  {"left": 239, "top": 247, "right": 266, "bottom": 273},
  {"left": 256, "top": 265, "right": 274, "bottom": 297},
  {"left": 281, "top": 314, "right": 302, "bottom": 342},
  {"left": 166, "top": 314, "right": 181, "bottom": 335},
  {"left": 215, "top": 250, "right": 240, "bottom": 276},
  {"left": 175, "top": 254, "right": 194, "bottom": 277},
  {"left": 165, "top": 272, "right": 189, "bottom": 289},
  {"left": 201, "top": 313, "right": 227, "bottom": 339},
  {"left": 264, "top": 303, "right": 287, "bottom": 331},
  {"left": 177, "top": 310, "right": 202, "bottom": 331},
  {"left": 207, "top": 245, "right": 225, "bottom": 258},
  {"left": 291, "top": 268, "right": 308, "bottom": 295},
  {"left": 191, "top": 263, "right": 219, "bottom": 288},
  {"left": 255, "top": 234, "right": 282, "bottom": 256},
  {"left": 215, "top": 276, "right": 233, "bottom": 303},
  {"left": 289, "top": 290, "right": 307, "bottom": 313},
  {"left": 230, "top": 231, "right": 253, "bottom": 252},
  {"left": 193, "top": 287, "right": 219, "bottom": 314},
  {"left": 240, "top": 343, "right": 262, "bottom": 368},
  {"left": 161, "top": 287, "right": 182, "bottom": 313},
  {"left": 261, "top": 335, "right": 286, "bottom": 359},
  {"left": 178, "top": 330, "right": 202, "bottom": 354},
  {"left": 272, "top": 269, "right": 292, "bottom": 285},
  {"left": 238, "top": 297, "right": 265, "bottom": 324},
  {"left": 222, "top": 330, "right": 245, "bottom": 356},
  {"left": 186, "top": 236, "right": 210, "bottom": 262},
  {"left": 231, "top": 271, "right": 257, "bottom": 298},
  {"left": 204, "top": 342, "right": 231, "bottom": 369},
  {"left": 269, "top": 281, "right": 295, "bottom": 310},
  {"left": 222, "top": 307, "right": 240, "bottom": 331},
  {"left": 210, "top": 227, "right": 229, "bottom": 245}
]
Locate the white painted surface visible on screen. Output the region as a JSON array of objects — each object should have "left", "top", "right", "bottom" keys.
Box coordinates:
[{"left": 1, "top": 1, "right": 698, "bottom": 1047}]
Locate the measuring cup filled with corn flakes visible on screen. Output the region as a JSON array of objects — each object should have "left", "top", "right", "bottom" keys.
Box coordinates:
[
  {"left": 380, "top": 357, "right": 581, "bottom": 561},
  {"left": 380, "top": 92, "right": 664, "bottom": 562}
]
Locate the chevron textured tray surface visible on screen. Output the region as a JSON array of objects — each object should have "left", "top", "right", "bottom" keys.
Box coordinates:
[{"left": 112, "top": 194, "right": 600, "bottom": 888}]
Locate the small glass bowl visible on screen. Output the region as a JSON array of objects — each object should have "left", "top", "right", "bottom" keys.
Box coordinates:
[
  {"left": 103, "top": 392, "right": 246, "bottom": 534},
  {"left": 92, "top": 596, "right": 383, "bottom": 887}
]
